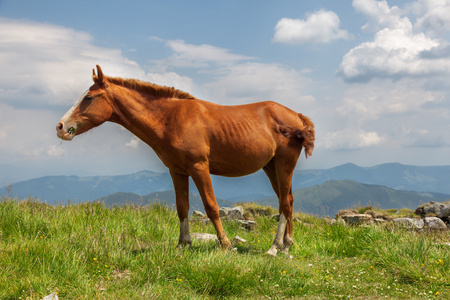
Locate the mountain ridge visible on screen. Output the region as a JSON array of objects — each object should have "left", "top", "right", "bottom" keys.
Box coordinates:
[
  {"left": 95, "top": 179, "right": 448, "bottom": 217},
  {"left": 1, "top": 163, "right": 449, "bottom": 206}
]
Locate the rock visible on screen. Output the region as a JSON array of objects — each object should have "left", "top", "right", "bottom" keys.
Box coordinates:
[
  {"left": 190, "top": 232, "right": 218, "bottom": 242},
  {"left": 374, "top": 218, "right": 386, "bottom": 224},
  {"left": 330, "top": 219, "right": 346, "bottom": 226},
  {"left": 256, "top": 208, "right": 270, "bottom": 216},
  {"left": 232, "top": 235, "right": 247, "bottom": 245},
  {"left": 393, "top": 218, "right": 424, "bottom": 229},
  {"left": 228, "top": 206, "right": 244, "bottom": 220},
  {"left": 341, "top": 214, "right": 373, "bottom": 225},
  {"left": 423, "top": 217, "right": 447, "bottom": 230},
  {"left": 192, "top": 210, "right": 205, "bottom": 218},
  {"left": 219, "top": 207, "right": 231, "bottom": 218},
  {"left": 440, "top": 204, "right": 450, "bottom": 218},
  {"left": 238, "top": 220, "right": 256, "bottom": 230},
  {"left": 415, "top": 201, "right": 450, "bottom": 218},
  {"left": 200, "top": 218, "right": 211, "bottom": 225},
  {"left": 40, "top": 293, "right": 58, "bottom": 300},
  {"left": 335, "top": 209, "right": 358, "bottom": 220}
]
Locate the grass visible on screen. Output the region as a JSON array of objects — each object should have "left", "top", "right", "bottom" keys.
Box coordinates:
[{"left": 1, "top": 197, "right": 449, "bottom": 299}]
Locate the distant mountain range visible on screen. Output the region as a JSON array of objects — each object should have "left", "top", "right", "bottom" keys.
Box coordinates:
[
  {"left": 1, "top": 163, "right": 449, "bottom": 216},
  {"left": 97, "top": 179, "right": 447, "bottom": 217}
]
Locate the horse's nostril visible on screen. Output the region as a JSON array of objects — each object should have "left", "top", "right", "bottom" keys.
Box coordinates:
[{"left": 57, "top": 122, "right": 64, "bottom": 131}]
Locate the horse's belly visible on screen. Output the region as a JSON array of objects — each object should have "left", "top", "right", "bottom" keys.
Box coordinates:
[{"left": 208, "top": 143, "right": 275, "bottom": 177}]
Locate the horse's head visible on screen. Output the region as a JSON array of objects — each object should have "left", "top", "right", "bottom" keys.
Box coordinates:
[{"left": 56, "top": 65, "right": 114, "bottom": 141}]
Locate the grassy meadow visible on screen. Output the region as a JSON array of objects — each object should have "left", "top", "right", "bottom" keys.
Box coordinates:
[{"left": 0, "top": 197, "right": 449, "bottom": 299}]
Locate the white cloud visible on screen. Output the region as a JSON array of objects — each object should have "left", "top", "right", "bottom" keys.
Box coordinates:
[
  {"left": 410, "top": 0, "right": 450, "bottom": 35},
  {"left": 150, "top": 38, "right": 315, "bottom": 108},
  {"left": 323, "top": 129, "right": 384, "bottom": 150},
  {"left": 0, "top": 17, "right": 145, "bottom": 108},
  {"left": 338, "top": 0, "right": 448, "bottom": 82},
  {"left": 325, "top": 78, "right": 450, "bottom": 150},
  {"left": 204, "top": 62, "right": 315, "bottom": 108},
  {"left": 151, "top": 38, "right": 253, "bottom": 71},
  {"left": 273, "top": 10, "right": 350, "bottom": 44},
  {"left": 352, "top": 0, "right": 406, "bottom": 32},
  {"left": 125, "top": 137, "right": 140, "bottom": 149},
  {"left": 145, "top": 71, "right": 194, "bottom": 95}
]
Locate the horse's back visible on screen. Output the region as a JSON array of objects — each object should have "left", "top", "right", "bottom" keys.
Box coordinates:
[{"left": 185, "top": 100, "right": 303, "bottom": 176}]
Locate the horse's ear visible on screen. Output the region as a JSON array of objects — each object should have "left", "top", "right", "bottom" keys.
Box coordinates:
[{"left": 96, "top": 65, "right": 106, "bottom": 86}]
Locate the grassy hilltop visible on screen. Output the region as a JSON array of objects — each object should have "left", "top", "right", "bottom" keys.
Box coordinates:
[{"left": 1, "top": 197, "right": 449, "bottom": 299}]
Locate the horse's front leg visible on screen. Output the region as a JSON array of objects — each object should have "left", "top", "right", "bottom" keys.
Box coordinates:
[
  {"left": 170, "top": 170, "right": 192, "bottom": 247},
  {"left": 189, "top": 163, "right": 231, "bottom": 248}
]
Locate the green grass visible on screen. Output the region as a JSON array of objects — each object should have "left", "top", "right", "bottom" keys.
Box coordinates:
[{"left": 1, "top": 197, "right": 449, "bottom": 299}]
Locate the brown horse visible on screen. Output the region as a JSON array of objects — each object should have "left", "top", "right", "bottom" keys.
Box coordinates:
[{"left": 56, "top": 65, "right": 315, "bottom": 256}]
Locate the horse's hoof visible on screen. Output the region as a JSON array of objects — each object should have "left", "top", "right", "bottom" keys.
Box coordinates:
[
  {"left": 176, "top": 241, "right": 192, "bottom": 248},
  {"left": 266, "top": 245, "right": 278, "bottom": 257}
]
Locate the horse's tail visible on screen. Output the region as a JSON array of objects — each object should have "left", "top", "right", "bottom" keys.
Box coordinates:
[{"left": 280, "top": 113, "right": 315, "bottom": 158}]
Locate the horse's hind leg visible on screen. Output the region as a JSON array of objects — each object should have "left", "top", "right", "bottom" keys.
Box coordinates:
[
  {"left": 170, "top": 170, "right": 192, "bottom": 247},
  {"left": 264, "top": 157, "right": 296, "bottom": 257},
  {"left": 263, "top": 160, "right": 284, "bottom": 256},
  {"left": 190, "top": 163, "right": 231, "bottom": 248}
]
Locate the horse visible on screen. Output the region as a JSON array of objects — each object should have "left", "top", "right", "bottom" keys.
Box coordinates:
[{"left": 56, "top": 65, "right": 315, "bottom": 256}]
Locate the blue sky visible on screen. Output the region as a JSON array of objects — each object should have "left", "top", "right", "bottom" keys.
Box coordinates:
[{"left": 1, "top": 0, "right": 450, "bottom": 185}]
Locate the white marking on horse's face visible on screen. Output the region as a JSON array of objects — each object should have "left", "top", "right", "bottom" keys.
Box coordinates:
[{"left": 60, "top": 90, "right": 89, "bottom": 124}]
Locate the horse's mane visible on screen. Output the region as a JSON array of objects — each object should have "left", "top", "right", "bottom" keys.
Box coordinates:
[{"left": 93, "top": 75, "right": 196, "bottom": 99}]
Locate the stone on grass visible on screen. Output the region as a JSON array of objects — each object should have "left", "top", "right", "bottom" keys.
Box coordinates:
[
  {"left": 415, "top": 201, "right": 450, "bottom": 218},
  {"left": 190, "top": 232, "right": 218, "bottom": 242},
  {"left": 232, "top": 236, "right": 247, "bottom": 245},
  {"left": 219, "top": 207, "right": 231, "bottom": 218},
  {"left": 392, "top": 218, "right": 424, "bottom": 229},
  {"left": 238, "top": 220, "right": 256, "bottom": 230},
  {"left": 228, "top": 206, "right": 244, "bottom": 220},
  {"left": 341, "top": 214, "right": 373, "bottom": 225},
  {"left": 192, "top": 210, "right": 205, "bottom": 218},
  {"left": 423, "top": 217, "right": 447, "bottom": 230},
  {"left": 40, "top": 293, "right": 58, "bottom": 300}
]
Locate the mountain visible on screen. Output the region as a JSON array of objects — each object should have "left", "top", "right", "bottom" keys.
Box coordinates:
[
  {"left": 293, "top": 163, "right": 450, "bottom": 194},
  {"left": 0, "top": 171, "right": 173, "bottom": 204},
  {"left": 258, "top": 179, "right": 448, "bottom": 217},
  {"left": 97, "top": 190, "right": 235, "bottom": 214},
  {"left": 1, "top": 163, "right": 449, "bottom": 204}
]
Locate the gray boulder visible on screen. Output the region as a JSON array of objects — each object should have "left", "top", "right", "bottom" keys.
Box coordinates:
[
  {"left": 227, "top": 206, "right": 244, "bottom": 220},
  {"left": 341, "top": 214, "right": 373, "bottom": 225},
  {"left": 393, "top": 218, "right": 424, "bottom": 229},
  {"left": 423, "top": 217, "right": 447, "bottom": 230},
  {"left": 192, "top": 210, "right": 205, "bottom": 218},
  {"left": 219, "top": 207, "right": 231, "bottom": 218},
  {"left": 40, "top": 293, "right": 58, "bottom": 300},
  {"left": 415, "top": 201, "right": 450, "bottom": 218},
  {"left": 191, "top": 232, "right": 218, "bottom": 242}
]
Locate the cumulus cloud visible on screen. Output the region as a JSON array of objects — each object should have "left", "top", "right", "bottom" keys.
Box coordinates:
[
  {"left": 0, "top": 17, "right": 146, "bottom": 109},
  {"left": 352, "top": 0, "right": 406, "bottom": 32},
  {"left": 273, "top": 9, "right": 350, "bottom": 44},
  {"left": 410, "top": 0, "right": 450, "bottom": 35},
  {"left": 204, "top": 62, "right": 314, "bottom": 107},
  {"left": 150, "top": 38, "right": 315, "bottom": 108},
  {"left": 337, "top": 0, "right": 450, "bottom": 82},
  {"left": 323, "top": 129, "right": 384, "bottom": 150},
  {"left": 151, "top": 38, "right": 253, "bottom": 71},
  {"left": 327, "top": 78, "right": 449, "bottom": 150}
]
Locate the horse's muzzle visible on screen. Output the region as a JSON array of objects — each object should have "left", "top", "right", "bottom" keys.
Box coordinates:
[{"left": 56, "top": 121, "right": 75, "bottom": 141}]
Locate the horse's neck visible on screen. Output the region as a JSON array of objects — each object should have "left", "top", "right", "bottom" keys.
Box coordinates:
[{"left": 111, "top": 89, "right": 168, "bottom": 147}]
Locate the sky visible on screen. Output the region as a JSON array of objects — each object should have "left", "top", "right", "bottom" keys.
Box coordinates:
[{"left": 1, "top": 0, "right": 450, "bottom": 185}]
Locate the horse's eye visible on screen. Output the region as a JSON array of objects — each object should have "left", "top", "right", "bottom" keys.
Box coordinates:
[{"left": 85, "top": 95, "right": 94, "bottom": 101}]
